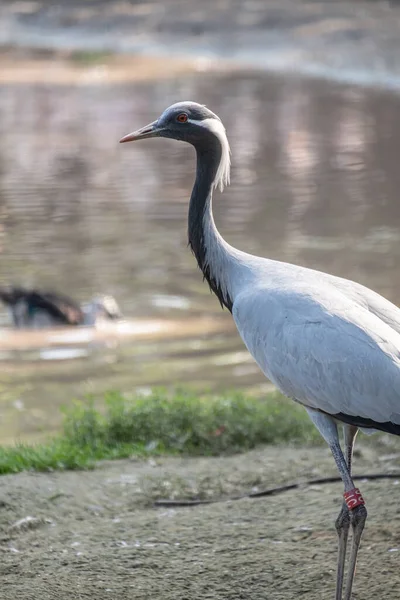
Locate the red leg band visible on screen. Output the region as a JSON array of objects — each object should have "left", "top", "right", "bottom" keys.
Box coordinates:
[{"left": 344, "top": 488, "right": 365, "bottom": 510}]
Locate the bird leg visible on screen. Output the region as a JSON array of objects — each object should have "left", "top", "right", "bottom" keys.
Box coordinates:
[
  {"left": 335, "top": 425, "right": 358, "bottom": 600},
  {"left": 335, "top": 502, "right": 350, "bottom": 600},
  {"left": 305, "top": 410, "right": 366, "bottom": 600},
  {"left": 330, "top": 430, "right": 366, "bottom": 600},
  {"left": 343, "top": 502, "right": 367, "bottom": 600}
]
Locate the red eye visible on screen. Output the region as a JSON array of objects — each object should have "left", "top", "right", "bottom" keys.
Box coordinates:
[{"left": 177, "top": 113, "right": 188, "bottom": 123}]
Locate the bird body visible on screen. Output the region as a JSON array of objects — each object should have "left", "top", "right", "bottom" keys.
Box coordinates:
[
  {"left": 198, "top": 210, "right": 400, "bottom": 431},
  {"left": 120, "top": 100, "right": 400, "bottom": 599},
  {"left": 0, "top": 287, "right": 123, "bottom": 329},
  {"left": 231, "top": 258, "right": 400, "bottom": 431}
]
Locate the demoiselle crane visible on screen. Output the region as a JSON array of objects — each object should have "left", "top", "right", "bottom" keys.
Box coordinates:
[
  {"left": 0, "top": 287, "right": 123, "bottom": 328},
  {"left": 120, "top": 101, "right": 400, "bottom": 599}
]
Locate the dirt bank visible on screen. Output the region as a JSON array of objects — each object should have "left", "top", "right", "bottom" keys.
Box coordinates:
[
  {"left": 0, "top": 47, "right": 218, "bottom": 85},
  {"left": 2, "top": 0, "right": 400, "bottom": 86},
  {"left": 1, "top": 442, "right": 399, "bottom": 599}
]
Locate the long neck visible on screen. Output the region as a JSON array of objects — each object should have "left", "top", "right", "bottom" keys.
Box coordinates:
[{"left": 188, "top": 135, "right": 234, "bottom": 312}]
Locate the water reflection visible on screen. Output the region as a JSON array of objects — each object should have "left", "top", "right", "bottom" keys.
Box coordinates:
[{"left": 1, "top": 63, "right": 400, "bottom": 441}]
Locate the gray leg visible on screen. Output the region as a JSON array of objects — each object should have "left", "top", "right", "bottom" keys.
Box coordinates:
[
  {"left": 335, "top": 425, "right": 358, "bottom": 600},
  {"left": 344, "top": 503, "right": 367, "bottom": 600},
  {"left": 306, "top": 409, "right": 366, "bottom": 600},
  {"left": 330, "top": 431, "right": 366, "bottom": 600},
  {"left": 343, "top": 425, "right": 358, "bottom": 475},
  {"left": 335, "top": 504, "right": 350, "bottom": 600}
]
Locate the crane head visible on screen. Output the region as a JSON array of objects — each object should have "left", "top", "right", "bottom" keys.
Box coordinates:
[
  {"left": 120, "top": 101, "right": 231, "bottom": 191},
  {"left": 119, "top": 101, "right": 222, "bottom": 144}
]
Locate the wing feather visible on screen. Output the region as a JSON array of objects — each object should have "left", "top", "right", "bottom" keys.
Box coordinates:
[
  {"left": 322, "top": 274, "right": 400, "bottom": 336},
  {"left": 232, "top": 284, "right": 400, "bottom": 426}
]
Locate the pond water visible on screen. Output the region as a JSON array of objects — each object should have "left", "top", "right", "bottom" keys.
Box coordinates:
[{"left": 1, "top": 57, "right": 400, "bottom": 442}]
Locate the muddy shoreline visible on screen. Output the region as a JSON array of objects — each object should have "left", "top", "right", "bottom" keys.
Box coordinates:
[
  {"left": 2, "top": 0, "right": 400, "bottom": 87},
  {"left": 1, "top": 442, "right": 400, "bottom": 599}
]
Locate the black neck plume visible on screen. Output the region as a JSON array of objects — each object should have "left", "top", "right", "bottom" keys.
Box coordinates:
[{"left": 187, "top": 135, "right": 233, "bottom": 312}]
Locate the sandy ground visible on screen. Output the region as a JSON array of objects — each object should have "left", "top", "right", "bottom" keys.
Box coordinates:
[
  {"left": 0, "top": 316, "right": 231, "bottom": 351},
  {"left": 2, "top": 0, "right": 400, "bottom": 85},
  {"left": 1, "top": 442, "right": 400, "bottom": 599},
  {"left": 0, "top": 48, "right": 215, "bottom": 85}
]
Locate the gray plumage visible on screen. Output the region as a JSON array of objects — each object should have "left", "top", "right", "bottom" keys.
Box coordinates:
[
  {"left": 120, "top": 100, "right": 400, "bottom": 599},
  {"left": 232, "top": 261, "right": 400, "bottom": 433}
]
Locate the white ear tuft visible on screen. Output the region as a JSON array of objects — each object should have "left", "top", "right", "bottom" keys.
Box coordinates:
[
  {"left": 213, "top": 120, "right": 231, "bottom": 192},
  {"left": 205, "top": 119, "right": 231, "bottom": 192},
  {"left": 188, "top": 117, "right": 231, "bottom": 192}
]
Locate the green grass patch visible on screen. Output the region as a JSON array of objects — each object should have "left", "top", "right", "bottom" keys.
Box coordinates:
[
  {"left": 69, "top": 50, "right": 112, "bottom": 65},
  {"left": 0, "top": 389, "right": 320, "bottom": 475}
]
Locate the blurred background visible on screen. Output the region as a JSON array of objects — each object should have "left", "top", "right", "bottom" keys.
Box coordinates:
[{"left": 1, "top": 0, "right": 400, "bottom": 443}]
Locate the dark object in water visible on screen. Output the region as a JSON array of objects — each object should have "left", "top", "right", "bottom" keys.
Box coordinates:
[{"left": 0, "top": 286, "right": 123, "bottom": 328}]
